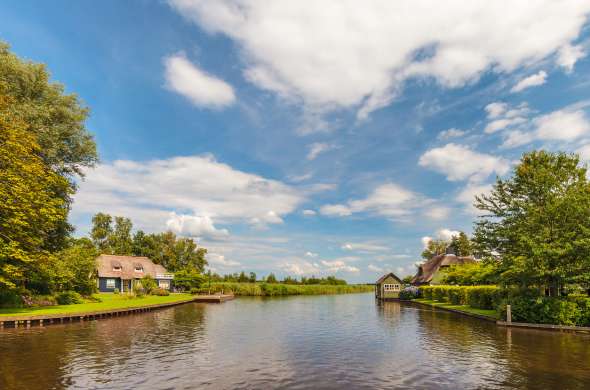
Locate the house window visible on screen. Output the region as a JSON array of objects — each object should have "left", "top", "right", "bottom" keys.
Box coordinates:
[
  {"left": 113, "top": 266, "right": 121, "bottom": 271},
  {"left": 106, "top": 279, "right": 116, "bottom": 289},
  {"left": 383, "top": 284, "right": 400, "bottom": 292},
  {"left": 134, "top": 266, "right": 143, "bottom": 272},
  {"left": 158, "top": 280, "right": 170, "bottom": 289}
]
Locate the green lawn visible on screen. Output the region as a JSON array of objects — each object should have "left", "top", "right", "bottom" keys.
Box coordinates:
[
  {"left": 414, "top": 298, "right": 499, "bottom": 319},
  {"left": 0, "top": 293, "right": 194, "bottom": 318}
]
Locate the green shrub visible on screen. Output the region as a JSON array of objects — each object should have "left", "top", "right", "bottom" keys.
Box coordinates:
[
  {"left": 466, "top": 286, "right": 498, "bottom": 310},
  {"left": 432, "top": 286, "right": 448, "bottom": 302},
  {"left": 420, "top": 286, "right": 434, "bottom": 300},
  {"left": 0, "top": 291, "right": 25, "bottom": 308},
  {"left": 113, "top": 288, "right": 120, "bottom": 294},
  {"left": 152, "top": 288, "right": 170, "bottom": 296},
  {"left": 141, "top": 275, "right": 157, "bottom": 294},
  {"left": 447, "top": 286, "right": 468, "bottom": 305},
  {"left": 55, "top": 291, "right": 83, "bottom": 305},
  {"left": 506, "top": 296, "right": 582, "bottom": 326},
  {"left": 399, "top": 286, "right": 420, "bottom": 300}
]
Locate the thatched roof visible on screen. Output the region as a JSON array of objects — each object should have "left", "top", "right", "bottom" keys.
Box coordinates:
[
  {"left": 411, "top": 254, "right": 476, "bottom": 285},
  {"left": 97, "top": 254, "right": 169, "bottom": 279},
  {"left": 376, "top": 272, "right": 403, "bottom": 285}
]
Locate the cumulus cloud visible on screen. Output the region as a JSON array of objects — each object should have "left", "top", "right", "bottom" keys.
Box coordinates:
[
  {"left": 422, "top": 206, "right": 451, "bottom": 221},
  {"left": 305, "top": 251, "right": 318, "bottom": 258},
  {"left": 320, "top": 260, "right": 359, "bottom": 273},
  {"left": 207, "top": 253, "right": 240, "bottom": 267},
  {"left": 72, "top": 155, "right": 304, "bottom": 232},
  {"left": 576, "top": 143, "right": 590, "bottom": 161},
  {"left": 437, "top": 128, "right": 466, "bottom": 140},
  {"left": 419, "top": 143, "right": 510, "bottom": 182},
  {"left": 164, "top": 54, "right": 235, "bottom": 108},
  {"left": 302, "top": 209, "right": 317, "bottom": 216},
  {"left": 168, "top": 0, "right": 590, "bottom": 122},
  {"left": 511, "top": 70, "right": 547, "bottom": 93},
  {"left": 166, "top": 212, "right": 229, "bottom": 239},
  {"left": 557, "top": 44, "right": 586, "bottom": 72},
  {"left": 422, "top": 229, "right": 460, "bottom": 248},
  {"left": 306, "top": 142, "right": 337, "bottom": 161},
  {"left": 281, "top": 261, "right": 321, "bottom": 276},
  {"left": 321, "top": 183, "right": 441, "bottom": 221},
  {"left": 368, "top": 264, "right": 383, "bottom": 273}
]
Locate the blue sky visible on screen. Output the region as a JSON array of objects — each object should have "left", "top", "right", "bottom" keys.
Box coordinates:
[{"left": 3, "top": 1, "right": 590, "bottom": 282}]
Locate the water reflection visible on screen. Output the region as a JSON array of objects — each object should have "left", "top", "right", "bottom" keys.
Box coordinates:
[{"left": 1, "top": 294, "right": 589, "bottom": 389}]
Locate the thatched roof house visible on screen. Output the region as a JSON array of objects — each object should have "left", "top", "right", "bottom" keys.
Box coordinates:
[
  {"left": 96, "top": 254, "right": 173, "bottom": 292},
  {"left": 411, "top": 253, "right": 476, "bottom": 285}
]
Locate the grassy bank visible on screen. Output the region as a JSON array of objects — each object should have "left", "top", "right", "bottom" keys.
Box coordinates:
[
  {"left": 205, "top": 282, "right": 373, "bottom": 296},
  {"left": 0, "top": 293, "right": 194, "bottom": 318},
  {"left": 414, "top": 298, "right": 499, "bottom": 320}
]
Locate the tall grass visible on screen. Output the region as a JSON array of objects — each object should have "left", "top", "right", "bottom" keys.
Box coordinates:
[{"left": 204, "top": 282, "right": 373, "bottom": 296}]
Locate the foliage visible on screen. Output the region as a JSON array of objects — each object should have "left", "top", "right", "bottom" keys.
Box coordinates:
[
  {"left": 473, "top": 151, "right": 590, "bottom": 293},
  {"left": 141, "top": 275, "right": 157, "bottom": 295},
  {"left": 91, "top": 213, "right": 113, "bottom": 253},
  {"left": 55, "top": 291, "right": 83, "bottom": 305},
  {"left": 502, "top": 296, "right": 584, "bottom": 326},
  {"left": 152, "top": 288, "right": 169, "bottom": 296},
  {"left": 399, "top": 286, "right": 420, "bottom": 300},
  {"left": 51, "top": 238, "right": 98, "bottom": 295},
  {"left": 208, "top": 282, "right": 373, "bottom": 296},
  {"left": 0, "top": 41, "right": 97, "bottom": 177},
  {"left": 113, "top": 288, "right": 120, "bottom": 295},
  {"left": 419, "top": 285, "right": 500, "bottom": 310},
  {"left": 440, "top": 262, "right": 498, "bottom": 285},
  {"left": 265, "top": 273, "right": 278, "bottom": 283},
  {"left": 402, "top": 275, "right": 414, "bottom": 284},
  {"left": 173, "top": 269, "right": 206, "bottom": 291},
  {"left": 0, "top": 92, "right": 72, "bottom": 294},
  {"left": 421, "top": 239, "right": 448, "bottom": 259},
  {"left": 448, "top": 232, "right": 473, "bottom": 256}
]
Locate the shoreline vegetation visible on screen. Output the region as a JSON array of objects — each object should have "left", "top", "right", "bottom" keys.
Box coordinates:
[
  {"left": 201, "top": 282, "right": 374, "bottom": 296},
  {"left": 0, "top": 293, "right": 194, "bottom": 318},
  {"left": 412, "top": 298, "right": 498, "bottom": 320}
]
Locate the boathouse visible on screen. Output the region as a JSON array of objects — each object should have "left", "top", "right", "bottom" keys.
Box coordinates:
[
  {"left": 96, "top": 254, "right": 174, "bottom": 292},
  {"left": 375, "top": 272, "right": 404, "bottom": 300}
]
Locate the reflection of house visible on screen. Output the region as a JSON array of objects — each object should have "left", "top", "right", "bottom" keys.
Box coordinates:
[
  {"left": 97, "top": 255, "right": 174, "bottom": 292},
  {"left": 375, "top": 272, "right": 403, "bottom": 300},
  {"left": 411, "top": 251, "right": 476, "bottom": 285}
]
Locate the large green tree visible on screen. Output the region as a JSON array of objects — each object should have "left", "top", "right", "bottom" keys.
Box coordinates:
[{"left": 473, "top": 151, "right": 590, "bottom": 294}]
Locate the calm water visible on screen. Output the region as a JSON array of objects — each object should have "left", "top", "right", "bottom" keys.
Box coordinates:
[{"left": 1, "top": 293, "right": 589, "bottom": 389}]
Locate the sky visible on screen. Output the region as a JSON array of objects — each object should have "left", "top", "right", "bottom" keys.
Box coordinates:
[{"left": 2, "top": 1, "right": 590, "bottom": 283}]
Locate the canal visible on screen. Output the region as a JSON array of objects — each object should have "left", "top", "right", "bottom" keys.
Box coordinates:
[{"left": 1, "top": 293, "right": 589, "bottom": 389}]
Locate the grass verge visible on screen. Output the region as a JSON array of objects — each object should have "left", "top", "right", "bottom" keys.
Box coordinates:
[
  {"left": 413, "top": 298, "right": 499, "bottom": 320},
  {"left": 0, "top": 293, "right": 194, "bottom": 317}
]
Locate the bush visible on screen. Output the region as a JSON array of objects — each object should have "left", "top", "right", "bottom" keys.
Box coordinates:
[
  {"left": 55, "top": 291, "right": 83, "bottom": 305},
  {"left": 141, "top": 275, "right": 157, "bottom": 294},
  {"left": 466, "top": 286, "right": 498, "bottom": 310},
  {"left": 419, "top": 285, "right": 500, "bottom": 309},
  {"left": 152, "top": 288, "right": 170, "bottom": 296},
  {"left": 0, "top": 291, "right": 25, "bottom": 308},
  {"left": 420, "top": 286, "right": 434, "bottom": 300},
  {"left": 113, "top": 288, "right": 120, "bottom": 294},
  {"left": 399, "top": 286, "right": 420, "bottom": 300},
  {"left": 504, "top": 296, "right": 582, "bottom": 326},
  {"left": 173, "top": 270, "right": 206, "bottom": 291}
]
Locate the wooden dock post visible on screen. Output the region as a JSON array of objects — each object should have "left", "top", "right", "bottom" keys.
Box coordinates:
[{"left": 506, "top": 304, "right": 512, "bottom": 323}]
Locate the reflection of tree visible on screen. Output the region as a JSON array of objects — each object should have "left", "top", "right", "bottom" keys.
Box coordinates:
[{"left": 0, "top": 303, "right": 208, "bottom": 389}]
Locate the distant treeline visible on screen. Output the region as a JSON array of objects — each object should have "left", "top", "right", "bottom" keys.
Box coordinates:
[
  {"left": 209, "top": 272, "right": 348, "bottom": 285},
  {"left": 202, "top": 282, "right": 373, "bottom": 296}
]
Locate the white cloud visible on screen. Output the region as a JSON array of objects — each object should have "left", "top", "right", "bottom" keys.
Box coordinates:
[
  {"left": 558, "top": 44, "right": 586, "bottom": 72},
  {"left": 534, "top": 109, "right": 590, "bottom": 141},
  {"left": 166, "top": 212, "right": 229, "bottom": 239},
  {"left": 321, "top": 182, "right": 444, "bottom": 221},
  {"left": 485, "top": 102, "right": 508, "bottom": 119},
  {"left": 320, "top": 260, "right": 359, "bottom": 273},
  {"left": 421, "top": 229, "right": 460, "bottom": 248},
  {"left": 511, "top": 70, "right": 547, "bottom": 93},
  {"left": 288, "top": 172, "right": 314, "bottom": 182},
  {"left": 422, "top": 206, "right": 451, "bottom": 220},
  {"left": 305, "top": 251, "right": 318, "bottom": 258},
  {"left": 437, "top": 128, "right": 466, "bottom": 140},
  {"left": 164, "top": 54, "right": 235, "bottom": 108},
  {"left": 368, "top": 264, "right": 383, "bottom": 273},
  {"left": 419, "top": 143, "right": 510, "bottom": 182},
  {"left": 169, "top": 0, "right": 590, "bottom": 121},
  {"left": 73, "top": 155, "right": 304, "bottom": 232},
  {"left": 341, "top": 242, "right": 389, "bottom": 253},
  {"left": 207, "top": 253, "right": 240, "bottom": 267},
  {"left": 319, "top": 204, "right": 352, "bottom": 217},
  {"left": 281, "top": 261, "right": 321, "bottom": 276},
  {"left": 576, "top": 143, "right": 590, "bottom": 161},
  {"left": 484, "top": 117, "right": 527, "bottom": 134},
  {"left": 306, "top": 142, "right": 337, "bottom": 161},
  {"left": 302, "top": 209, "right": 317, "bottom": 216},
  {"left": 421, "top": 236, "right": 433, "bottom": 249}
]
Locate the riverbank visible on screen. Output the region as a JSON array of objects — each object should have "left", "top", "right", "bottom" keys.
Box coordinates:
[
  {"left": 207, "top": 282, "right": 373, "bottom": 296},
  {"left": 412, "top": 298, "right": 499, "bottom": 321},
  {"left": 0, "top": 293, "right": 231, "bottom": 320}
]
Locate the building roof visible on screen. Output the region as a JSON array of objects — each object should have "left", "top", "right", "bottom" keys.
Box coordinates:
[
  {"left": 376, "top": 272, "right": 403, "bottom": 285},
  {"left": 96, "top": 254, "right": 169, "bottom": 280},
  {"left": 411, "top": 254, "right": 476, "bottom": 284}
]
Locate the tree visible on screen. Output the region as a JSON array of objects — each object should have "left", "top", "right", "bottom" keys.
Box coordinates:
[
  {"left": 173, "top": 269, "right": 206, "bottom": 291},
  {"left": 249, "top": 272, "right": 257, "bottom": 283},
  {"left": 109, "top": 216, "right": 133, "bottom": 255},
  {"left": 473, "top": 151, "right": 590, "bottom": 294},
  {"left": 449, "top": 232, "right": 473, "bottom": 256},
  {"left": 91, "top": 213, "right": 113, "bottom": 253},
  {"left": 266, "top": 273, "right": 278, "bottom": 283},
  {"left": 52, "top": 238, "right": 98, "bottom": 295},
  {"left": 0, "top": 42, "right": 97, "bottom": 178},
  {"left": 421, "top": 239, "right": 448, "bottom": 259},
  {"left": 0, "top": 91, "right": 72, "bottom": 294}
]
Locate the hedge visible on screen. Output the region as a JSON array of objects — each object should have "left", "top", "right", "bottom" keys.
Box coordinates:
[
  {"left": 500, "top": 295, "right": 590, "bottom": 326},
  {"left": 419, "top": 285, "right": 499, "bottom": 310}
]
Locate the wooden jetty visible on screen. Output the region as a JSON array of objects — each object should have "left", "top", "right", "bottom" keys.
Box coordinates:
[{"left": 0, "top": 294, "right": 234, "bottom": 329}]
